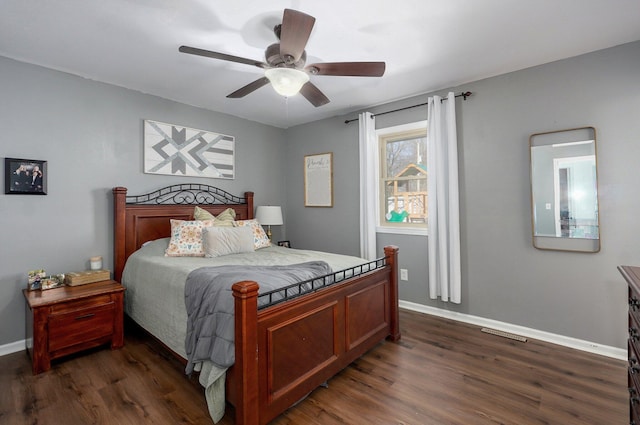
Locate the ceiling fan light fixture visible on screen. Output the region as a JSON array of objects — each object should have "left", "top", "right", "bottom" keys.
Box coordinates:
[{"left": 265, "top": 68, "right": 309, "bottom": 97}]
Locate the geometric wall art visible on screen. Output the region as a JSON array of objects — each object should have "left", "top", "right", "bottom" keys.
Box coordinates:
[{"left": 143, "top": 120, "right": 235, "bottom": 179}]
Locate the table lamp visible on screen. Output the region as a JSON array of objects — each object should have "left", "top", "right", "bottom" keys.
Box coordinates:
[{"left": 255, "top": 206, "right": 283, "bottom": 240}]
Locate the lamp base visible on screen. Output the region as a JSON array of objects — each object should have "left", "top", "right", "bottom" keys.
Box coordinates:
[{"left": 266, "top": 225, "right": 272, "bottom": 240}]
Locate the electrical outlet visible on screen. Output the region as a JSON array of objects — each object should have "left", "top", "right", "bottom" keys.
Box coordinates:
[{"left": 400, "top": 269, "right": 408, "bottom": 281}]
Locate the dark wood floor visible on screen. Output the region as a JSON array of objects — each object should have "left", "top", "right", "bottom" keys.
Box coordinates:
[{"left": 0, "top": 309, "right": 627, "bottom": 425}]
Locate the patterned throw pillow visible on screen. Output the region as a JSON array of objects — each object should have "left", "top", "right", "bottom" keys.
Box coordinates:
[
  {"left": 232, "top": 219, "right": 271, "bottom": 249},
  {"left": 193, "top": 206, "right": 236, "bottom": 226},
  {"left": 165, "top": 219, "right": 214, "bottom": 257}
]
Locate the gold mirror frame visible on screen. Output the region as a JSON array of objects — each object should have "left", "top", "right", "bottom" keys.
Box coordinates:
[{"left": 529, "top": 127, "right": 600, "bottom": 253}]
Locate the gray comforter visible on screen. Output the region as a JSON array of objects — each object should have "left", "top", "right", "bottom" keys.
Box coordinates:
[{"left": 184, "top": 261, "right": 332, "bottom": 373}]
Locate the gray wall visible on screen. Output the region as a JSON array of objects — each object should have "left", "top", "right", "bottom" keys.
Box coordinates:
[
  {"left": 2, "top": 41, "right": 638, "bottom": 351},
  {"left": 0, "top": 56, "right": 286, "bottom": 346},
  {"left": 284, "top": 41, "right": 640, "bottom": 349}
]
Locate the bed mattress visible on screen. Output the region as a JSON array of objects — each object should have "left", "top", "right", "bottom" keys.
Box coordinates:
[{"left": 121, "top": 238, "right": 368, "bottom": 359}]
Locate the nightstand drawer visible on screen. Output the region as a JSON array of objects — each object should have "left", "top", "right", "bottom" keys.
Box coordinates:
[
  {"left": 48, "top": 303, "right": 115, "bottom": 352},
  {"left": 50, "top": 294, "right": 113, "bottom": 314}
]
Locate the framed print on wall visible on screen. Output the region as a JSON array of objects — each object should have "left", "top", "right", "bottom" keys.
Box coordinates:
[
  {"left": 304, "top": 152, "right": 333, "bottom": 207},
  {"left": 5, "top": 158, "right": 47, "bottom": 195},
  {"left": 143, "top": 120, "right": 235, "bottom": 179}
]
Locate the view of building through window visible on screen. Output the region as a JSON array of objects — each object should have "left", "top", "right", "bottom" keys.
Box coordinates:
[{"left": 379, "top": 127, "right": 427, "bottom": 228}]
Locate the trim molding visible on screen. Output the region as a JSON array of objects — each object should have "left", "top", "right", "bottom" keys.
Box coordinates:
[
  {"left": 399, "top": 301, "right": 626, "bottom": 361},
  {"left": 0, "top": 339, "right": 25, "bottom": 357}
]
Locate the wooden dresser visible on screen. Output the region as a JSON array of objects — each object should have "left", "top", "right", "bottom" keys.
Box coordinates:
[
  {"left": 23, "top": 280, "right": 124, "bottom": 375},
  {"left": 620, "top": 265, "right": 640, "bottom": 424}
]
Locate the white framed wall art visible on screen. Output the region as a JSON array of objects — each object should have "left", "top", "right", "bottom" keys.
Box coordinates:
[
  {"left": 143, "top": 120, "right": 235, "bottom": 179},
  {"left": 304, "top": 152, "right": 333, "bottom": 207}
]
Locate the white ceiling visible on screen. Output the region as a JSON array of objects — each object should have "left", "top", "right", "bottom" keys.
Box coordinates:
[{"left": 1, "top": 0, "right": 639, "bottom": 128}]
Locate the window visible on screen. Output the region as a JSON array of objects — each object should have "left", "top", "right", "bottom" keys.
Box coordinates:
[{"left": 377, "top": 121, "right": 428, "bottom": 234}]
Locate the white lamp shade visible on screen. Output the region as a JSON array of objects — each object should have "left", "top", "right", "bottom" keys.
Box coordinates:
[
  {"left": 265, "top": 68, "right": 309, "bottom": 97},
  {"left": 255, "top": 206, "right": 283, "bottom": 226}
]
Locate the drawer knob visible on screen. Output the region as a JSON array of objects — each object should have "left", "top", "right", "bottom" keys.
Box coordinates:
[
  {"left": 631, "top": 327, "right": 640, "bottom": 341},
  {"left": 74, "top": 313, "right": 96, "bottom": 320},
  {"left": 631, "top": 297, "right": 640, "bottom": 310}
]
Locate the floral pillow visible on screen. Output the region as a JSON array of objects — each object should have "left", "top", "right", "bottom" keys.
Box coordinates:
[
  {"left": 232, "top": 219, "right": 271, "bottom": 249},
  {"left": 165, "top": 219, "right": 214, "bottom": 257},
  {"left": 193, "top": 206, "right": 236, "bottom": 226}
]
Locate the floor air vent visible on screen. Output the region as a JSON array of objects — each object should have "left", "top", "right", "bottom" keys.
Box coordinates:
[{"left": 481, "top": 327, "right": 527, "bottom": 342}]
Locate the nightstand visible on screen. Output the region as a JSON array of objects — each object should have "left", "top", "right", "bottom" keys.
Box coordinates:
[{"left": 23, "top": 279, "right": 125, "bottom": 375}]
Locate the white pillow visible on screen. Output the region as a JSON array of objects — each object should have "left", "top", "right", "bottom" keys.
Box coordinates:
[{"left": 202, "top": 226, "right": 255, "bottom": 257}]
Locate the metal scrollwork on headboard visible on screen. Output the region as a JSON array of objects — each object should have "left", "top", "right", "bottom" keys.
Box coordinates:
[{"left": 125, "top": 184, "right": 246, "bottom": 205}]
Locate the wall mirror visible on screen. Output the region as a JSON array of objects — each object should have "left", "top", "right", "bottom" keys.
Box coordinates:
[{"left": 529, "top": 127, "right": 600, "bottom": 252}]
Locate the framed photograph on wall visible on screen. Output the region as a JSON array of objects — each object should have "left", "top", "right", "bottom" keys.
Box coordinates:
[
  {"left": 4, "top": 158, "right": 47, "bottom": 195},
  {"left": 304, "top": 152, "right": 333, "bottom": 207}
]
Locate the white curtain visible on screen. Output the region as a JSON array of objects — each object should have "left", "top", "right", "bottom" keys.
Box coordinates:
[
  {"left": 358, "top": 111, "right": 377, "bottom": 260},
  {"left": 427, "top": 92, "right": 461, "bottom": 303}
]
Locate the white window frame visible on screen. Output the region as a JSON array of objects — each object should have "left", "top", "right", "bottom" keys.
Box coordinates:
[{"left": 375, "top": 120, "right": 428, "bottom": 236}]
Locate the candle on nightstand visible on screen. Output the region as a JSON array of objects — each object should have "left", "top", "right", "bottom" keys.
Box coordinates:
[{"left": 90, "top": 256, "right": 102, "bottom": 270}]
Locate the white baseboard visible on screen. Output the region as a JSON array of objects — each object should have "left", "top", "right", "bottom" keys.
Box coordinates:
[
  {"left": 0, "top": 339, "right": 25, "bottom": 357},
  {"left": 399, "top": 300, "right": 627, "bottom": 361}
]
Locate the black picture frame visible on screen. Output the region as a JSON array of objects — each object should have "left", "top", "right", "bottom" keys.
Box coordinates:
[
  {"left": 4, "top": 158, "right": 47, "bottom": 195},
  {"left": 277, "top": 240, "right": 291, "bottom": 248}
]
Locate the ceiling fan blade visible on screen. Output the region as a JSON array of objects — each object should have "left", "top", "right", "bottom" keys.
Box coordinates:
[
  {"left": 227, "top": 77, "right": 270, "bottom": 98},
  {"left": 306, "top": 62, "right": 386, "bottom": 77},
  {"left": 279, "top": 9, "right": 315, "bottom": 63},
  {"left": 299, "top": 82, "right": 330, "bottom": 107},
  {"left": 179, "top": 45, "right": 266, "bottom": 69}
]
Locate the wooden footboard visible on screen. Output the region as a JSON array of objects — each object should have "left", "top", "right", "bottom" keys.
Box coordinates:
[{"left": 230, "top": 246, "right": 400, "bottom": 425}]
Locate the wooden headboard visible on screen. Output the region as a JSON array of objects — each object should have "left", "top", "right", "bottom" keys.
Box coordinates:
[{"left": 113, "top": 184, "right": 254, "bottom": 282}]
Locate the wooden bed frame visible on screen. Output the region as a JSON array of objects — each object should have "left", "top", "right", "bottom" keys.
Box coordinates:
[{"left": 113, "top": 184, "right": 400, "bottom": 425}]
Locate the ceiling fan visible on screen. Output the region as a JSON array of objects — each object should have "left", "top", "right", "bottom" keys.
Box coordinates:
[{"left": 179, "top": 9, "right": 386, "bottom": 107}]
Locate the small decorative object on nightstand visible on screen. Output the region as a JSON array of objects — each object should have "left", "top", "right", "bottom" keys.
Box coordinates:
[
  {"left": 27, "top": 269, "right": 46, "bottom": 291},
  {"left": 40, "top": 274, "right": 65, "bottom": 290},
  {"left": 277, "top": 240, "right": 291, "bottom": 248},
  {"left": 90, "top": 256, "right": 103, "bottom": 270},
  {"left": 65, "top": 269, "right": 111, "bottom": 286},
  {"left": 23, "top": 279, "right": 125, "bottom": 375}
]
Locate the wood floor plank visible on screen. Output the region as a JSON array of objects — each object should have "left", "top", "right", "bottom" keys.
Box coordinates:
[{"left": 0, "top": 309, "right": 627, "bottom": 424}]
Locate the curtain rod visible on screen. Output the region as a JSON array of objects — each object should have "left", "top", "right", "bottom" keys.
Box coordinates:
[{"left": 344, "top": 91, "right": 472, "bottom": 124}]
